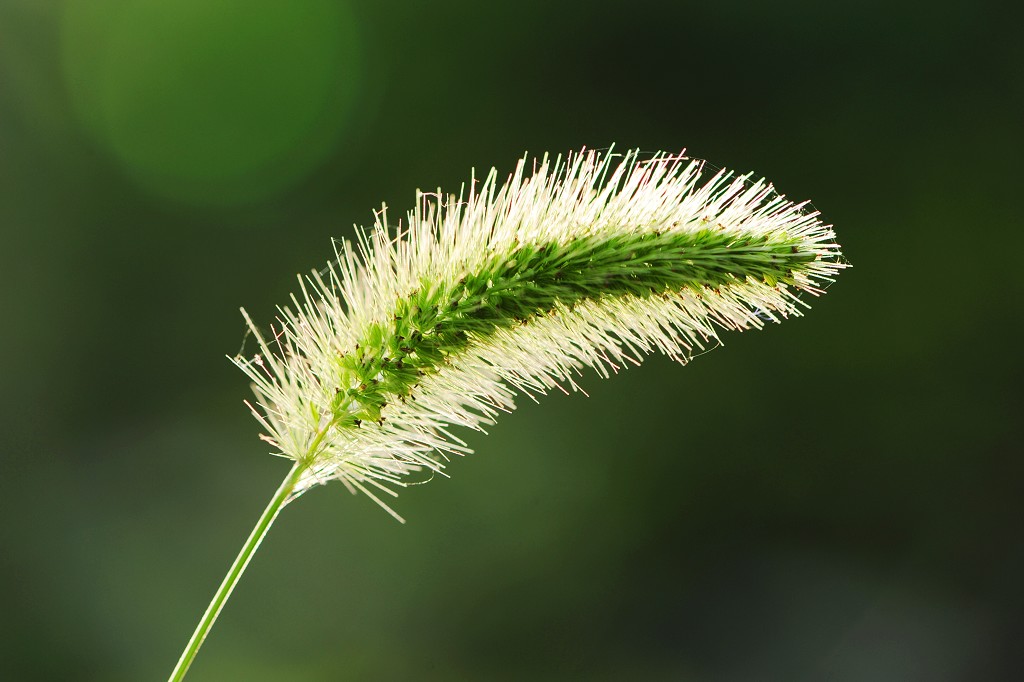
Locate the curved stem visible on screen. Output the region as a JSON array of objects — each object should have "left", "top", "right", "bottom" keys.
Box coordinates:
[{"left": 168, "top": 462, "right": 305, "bottom": 682}]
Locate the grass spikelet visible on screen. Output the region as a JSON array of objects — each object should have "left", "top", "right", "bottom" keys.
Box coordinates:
[{"left": 168, "top": 147, "right": 846, "bottom": 680}]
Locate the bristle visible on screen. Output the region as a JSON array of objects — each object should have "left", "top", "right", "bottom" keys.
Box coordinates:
[{"left": 230, "top": 148, "right": 846, "bottom": 515}]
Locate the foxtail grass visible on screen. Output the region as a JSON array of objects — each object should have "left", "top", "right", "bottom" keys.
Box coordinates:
[{"left": 168, "top": 148, "right": 846, "bottom": 680}]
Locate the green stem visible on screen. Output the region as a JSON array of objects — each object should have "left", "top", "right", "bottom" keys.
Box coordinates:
[{"left": 168, "top": 462, "right": 305, "bottom": 682}]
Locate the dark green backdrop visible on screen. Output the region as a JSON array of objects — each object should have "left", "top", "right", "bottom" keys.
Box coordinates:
[{"left": 2, "top": 1, "right": 1021, "bottom": 680}]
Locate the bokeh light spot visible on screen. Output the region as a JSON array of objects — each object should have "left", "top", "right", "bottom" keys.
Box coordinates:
[{"left": 61, "top": 0, "right": 361, "bottom": 205}]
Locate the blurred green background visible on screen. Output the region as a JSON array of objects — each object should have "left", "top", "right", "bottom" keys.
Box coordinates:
[{"left": 1, "top": 0, "right": 1021, "bottom": 680}]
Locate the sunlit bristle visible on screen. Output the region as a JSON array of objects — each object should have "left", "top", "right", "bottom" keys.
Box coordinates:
[{"left": 231, "top": 147, "right": 847, "bottom": 518}]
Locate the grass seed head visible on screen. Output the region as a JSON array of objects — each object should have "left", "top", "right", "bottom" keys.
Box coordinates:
[{"left": 232, "top": 148, "right": 846, "bottom": 520}]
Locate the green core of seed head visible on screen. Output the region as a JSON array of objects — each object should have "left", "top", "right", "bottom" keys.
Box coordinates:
[{"left": 324, "top": 227, "right": 818, "bottom": 431}]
